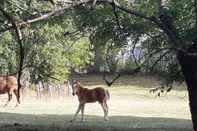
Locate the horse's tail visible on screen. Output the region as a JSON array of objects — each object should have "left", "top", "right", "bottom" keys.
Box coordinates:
[{"left": 105, "top": 89, "right": 110, "bottom": 100}]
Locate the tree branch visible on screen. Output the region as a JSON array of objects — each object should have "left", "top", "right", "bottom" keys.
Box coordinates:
[
  {"left": 0, "top": 0, "right": 93, "bottom": 33},
  {"left": 149, "top": 50, "right": 171, "bottom": 72},
  {"left": 110, "top": 1, "right": 158, "bottom": 23},
  {"left": 0, "top": 0, "right": 161, "bottom": 34},
  {"left": 102, "top": 72, "right": 120, "bottom": 87},
  {"left": 111, "top": 0, "right": 122, "bottom": 30}
]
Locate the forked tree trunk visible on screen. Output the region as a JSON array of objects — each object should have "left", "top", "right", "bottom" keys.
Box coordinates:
[{"left": 178, "top": 45, "right": 197, "bottom": 131}]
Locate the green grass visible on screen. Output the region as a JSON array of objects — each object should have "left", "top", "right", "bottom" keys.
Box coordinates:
[{"left": 0, "top": 113, "right": 193, "bottom": 131}]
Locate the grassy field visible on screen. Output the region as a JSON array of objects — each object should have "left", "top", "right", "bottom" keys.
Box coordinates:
[{"left": 0, "top": 75, "right": 193, "bottom": 131}]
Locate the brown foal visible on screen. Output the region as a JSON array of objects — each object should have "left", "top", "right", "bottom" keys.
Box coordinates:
[{"left": 70, "top": 80, "right": 110, "bottom": 122}]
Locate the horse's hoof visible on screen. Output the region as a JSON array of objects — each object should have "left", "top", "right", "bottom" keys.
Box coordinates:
[
  {"left": 104, "top": 117, "right": 109, "bottom": 121},
  {"left": 69, "top": 120, "right": 74, "bottom": 123},
  {"left": 14, "top": 123, "right": 22, "bottom": 126}
]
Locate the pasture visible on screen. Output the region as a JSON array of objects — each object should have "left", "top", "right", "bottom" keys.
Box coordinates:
[{"left": 0, "top": 75, "right": 193, "bottom": 131}]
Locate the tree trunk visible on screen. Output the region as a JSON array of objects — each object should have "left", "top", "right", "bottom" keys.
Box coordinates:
[
  {"left": 92, "top": 45, "right": 104, "bottom": 73},
  {"left": 178, "top": 45, "right": 197, "bottom": 131}
]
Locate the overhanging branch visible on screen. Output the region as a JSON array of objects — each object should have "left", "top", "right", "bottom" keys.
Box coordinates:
[
  {"left": 0, "top": 0, "right": 161, "bottom": 34},
  {"left": 0, "top": 0, "right": 93, "bottom": 33}
]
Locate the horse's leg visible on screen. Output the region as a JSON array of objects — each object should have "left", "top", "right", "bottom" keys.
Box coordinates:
[
  {"left": 100, "top": 102, "right": 109, "bottom": 121},
  {"left": 80, "top": 104, "right": 85, "bottom": 122},
  {"left": 13, "top": 89, "right": 20, "bottom": 107},
  {"left": 70, "top": 103, "right": 82, "bottom": 122},
  {"left": 104, "top": 101, "right": 109, "bottom": 120},
  {"left": 105, "top": 101, "right": 109, "bottom": 120},
  {"left": 4, "top": 92, "right": 12, "bottom": 107}
]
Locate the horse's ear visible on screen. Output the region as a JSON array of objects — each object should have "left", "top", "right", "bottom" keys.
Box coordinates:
[
  {"left": 76, "top": 80, "right": 80, "bottom": 85},
  {"left": 64, "top": 80, "right": 67, "bottom": 84}
]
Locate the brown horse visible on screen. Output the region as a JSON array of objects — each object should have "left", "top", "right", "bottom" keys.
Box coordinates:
[
  {"left": 70, "top": 80, "right": 110, "bottom": 122},
  {"left": 0, "top": 75, "right": 20, "bottom": 107}
]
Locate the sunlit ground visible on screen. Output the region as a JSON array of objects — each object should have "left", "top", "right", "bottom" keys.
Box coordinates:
[{"left": 0, "top": 75, "right": 193, "bottom": 131}]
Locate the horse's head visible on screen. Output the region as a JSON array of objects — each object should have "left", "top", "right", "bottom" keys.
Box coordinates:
[
  {"left": 63, "top": 80, "right": 68, "bottom": 84},
  {"left": 72, "top": 80, "right": 81, "bottom": 96}
]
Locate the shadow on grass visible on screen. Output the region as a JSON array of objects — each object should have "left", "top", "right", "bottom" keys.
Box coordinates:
[{"left": 0, "top": 112, "right": 193, "bottom": 131}]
